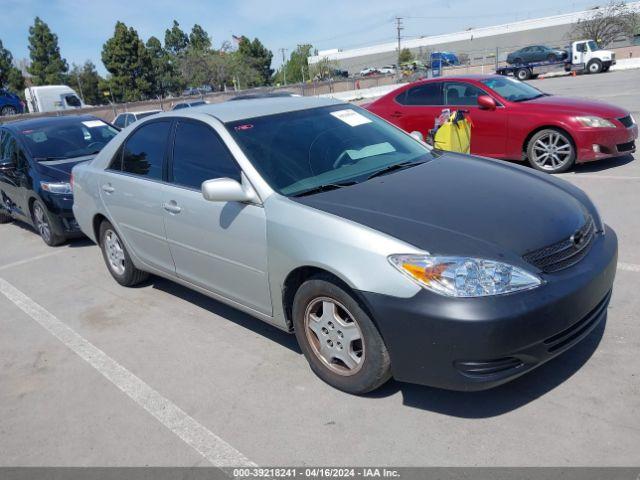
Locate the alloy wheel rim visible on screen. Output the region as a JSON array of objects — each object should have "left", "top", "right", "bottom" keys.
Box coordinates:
[
  {"left": 304, "top": 297, "right": 365, "bottom": 376},
  {"left": 531, "top": 132, "right": 573, "bottom": 170},
  {"left": 104, "top": 229, "right": 126, "bottom": 275},
  {"left": 34, "top": 204, "right": 51, "bottom": 243}
]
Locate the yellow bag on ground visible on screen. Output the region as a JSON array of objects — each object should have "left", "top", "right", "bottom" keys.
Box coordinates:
[{"left": 433, "top": 111, "right": 472, "bottom": 154}]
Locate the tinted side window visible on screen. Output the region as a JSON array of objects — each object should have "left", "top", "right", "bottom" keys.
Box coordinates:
[
  {"left": 65, "top": 94, "right": 81, "bottom": 107},
  {"left": 113, "top": 115, "right": 126, "bottom": 128},
  {"left": 121, "top": 121, "right": 171, "bottom": 180},
  {"left": 396, "top": 83, "right": 442, "bottom": 106},
  {"left": 171, "top": 121, "right": 240, "bottom": 189},
  {"left": 443, "top": 82, "right": 486, "bottom": 106}
]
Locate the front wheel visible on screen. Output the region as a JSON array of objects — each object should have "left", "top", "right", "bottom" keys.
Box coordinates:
[
  {"left": 527, "top": 129, "right": 576, "bottom": 173},
  {"left": 99, "top": 220, "right": 149, "bottom": 287},
  {"left": 0, "top": 209, "right": 12, "bottom": 224},
  {"left": 587, "top": 59, "right": 602, "bottom": 74},
  {"left": 32, "top": 200, "right": 65, "bottom": 246},
  {"left": 292, "top": 275, "right": 391, "bottom": 394}
]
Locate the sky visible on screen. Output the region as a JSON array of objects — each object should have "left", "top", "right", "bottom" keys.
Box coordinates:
[{"left": 0, "top": 0, "right": 607, "bottom": 74}]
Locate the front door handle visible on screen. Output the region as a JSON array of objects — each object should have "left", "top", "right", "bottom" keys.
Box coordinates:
[
  {"left": 162, "top": 201, "right": 181, "bottom": 214},
  {"left": 102, "top": 184, "right": 115, "bottom": 194}
]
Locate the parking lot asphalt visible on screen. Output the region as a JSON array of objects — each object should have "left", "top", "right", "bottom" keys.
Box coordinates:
[{"left": 1, "top": 70, "right": 639, "bottom": 467}]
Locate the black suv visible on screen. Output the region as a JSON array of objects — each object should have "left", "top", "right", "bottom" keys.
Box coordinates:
[{"left": 0, "top": 114, "right": 118, "bottom": 245}]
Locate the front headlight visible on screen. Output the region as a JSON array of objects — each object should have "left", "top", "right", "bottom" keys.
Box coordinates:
[
  {"left": 575, "top": 116, "right": 615, "bottom": 128},
  {"left": 389, "top": 254, "right": 542, "bottom": 297},
  {"left": 40, "top": 181, "right": 72, "bottom": 195}
]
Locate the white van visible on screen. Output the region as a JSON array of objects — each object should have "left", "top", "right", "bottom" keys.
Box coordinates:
[{"left": 24, "top": 85, "right": 85, "bottom": 113}]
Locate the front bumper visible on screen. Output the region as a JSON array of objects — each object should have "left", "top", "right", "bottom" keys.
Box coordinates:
[
  {"left": 359, "top": 227, "right": 617, "bottom": 391},
  {"left": 574, "top": 124, "right": 638, "bottom": 162},
  {"left": 41, "top": 193, "right": 83, "bottom": 237}
]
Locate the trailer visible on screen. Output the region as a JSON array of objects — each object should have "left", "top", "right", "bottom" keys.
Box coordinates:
[{"left": 497, "top": 40, "right": 616, "bottom": 81}]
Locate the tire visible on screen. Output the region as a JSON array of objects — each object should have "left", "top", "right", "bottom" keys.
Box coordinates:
[
  {"left": 513, "top": 58, "right": 523, "bottom": 65},
  {"left": 602, "top": 65, "right": 610, "bottom": 72},
  {"left": 0, "top": 210, "right": 12, "bottom": 223},
  {"left": 526, "top": 128, "right": 576, "bottom": 174},
  {"left": 564, "top": 63, "right": 572, "bottom": 72},
  {"left": 31, "top": 200, "right": 65, "bottom": 246},
  {"left": 0, "top": 105, "right": 17, "bottom": 116},
  {"left": 547, "top": 53, "right": 557, "bottom": 62},
  {"left": 99, "top": 220, "right": 149, "bottom": 287},
  {"left": 516, "top": 68, "right": 530, "bottom": 81},
  {"left": 292, "top": 274, "right": 391, "bottom": 394},
  {"left": 587, "top": 59, "right": 602, "bottom": 74}
]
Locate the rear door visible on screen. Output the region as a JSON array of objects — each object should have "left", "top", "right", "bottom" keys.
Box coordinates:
[
  {"left": 442, "top": 81, "right": 506, "bottom": 157},
  {"left": 162, "top": 118, "right": 271, "bottom": 314},
  {"left": 99, "top": 119, "right": 175, "bottom": 274},
  {"left": 392, "top": 82, "right": 443, "bottom": 138}
]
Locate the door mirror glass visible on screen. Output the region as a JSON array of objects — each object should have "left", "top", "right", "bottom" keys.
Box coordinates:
[
  {"left": 201, "top": 177, "right": 258, "bottom": 203},
  {"left": 409, "top": 131, "right": 424, "bottom": 142},
  {"left": 477, "top": 95, "right": 497, "bottom": 111}
]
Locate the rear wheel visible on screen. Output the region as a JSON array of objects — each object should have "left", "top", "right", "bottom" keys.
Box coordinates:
[
  {"left": 527, "top": 129, "right": 575, "bottom": 173},
  {"left": 292, "top": 275, "right": 391, "bottom": 394},
  {"left": 587, "top": 59, "right": 602, "bottom": 74},
  {"left": 0, "top": 105, "right": 17, "bottom": 116},
  {"left": 516, "top": 68, "right": 530, "bottom": 81},
  {"left": 99, "top": 220, "right": 149, "bottom": 286},
  {"left": 547, "top": 53, "right": 557, "bottom": 62},
  {"left": 32, "top": 200, "right": 65, "bottom": 246}
]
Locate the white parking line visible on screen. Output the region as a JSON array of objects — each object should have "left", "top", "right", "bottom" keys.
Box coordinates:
[
  {"left": 0, "top": 250, "right": 66, "bottom": 272},
  {"left": 0, "top": 277, "right": 256, "bottom": 468},
  {"left": 618, "top": 262, "right": 640, "bottom": 273}
]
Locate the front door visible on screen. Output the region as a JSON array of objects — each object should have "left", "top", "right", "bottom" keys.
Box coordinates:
[
  {"left": 99, "top": 119, "right": 175, "bottom": 274},
  {"left": 162, "top": 119, "right": 272, "bottom": 315},
  {"left": 442, "top": 81, "right": 507, "bottom": 157}
]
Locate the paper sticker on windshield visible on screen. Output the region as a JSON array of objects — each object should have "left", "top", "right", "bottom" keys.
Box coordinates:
[
  {"left": 82, "top": 120, "right": 105, "bottom": 128},
  {"left": 330, "top": 109, "right": 372, "bottom": 127}
]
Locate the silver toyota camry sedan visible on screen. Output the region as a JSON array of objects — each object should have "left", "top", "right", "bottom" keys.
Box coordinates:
[{"left": 72, "top": 97, "right": 616, "bottom": 394}]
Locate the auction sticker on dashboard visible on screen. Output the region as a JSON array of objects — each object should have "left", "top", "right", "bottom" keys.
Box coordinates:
[
  {"left": 82, "top": 120, "right": 106, "bottom": 128},
  {"left": 330, "top": 109, "right": 372, "bottom": 127}
]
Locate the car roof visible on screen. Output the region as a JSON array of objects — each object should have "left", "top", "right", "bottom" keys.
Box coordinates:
[
  {"left": 172, "top": 96, "right": 344, "bottom": 123},
  {"left": 1, "top": 114, "right": 100, "bottom": 132}
]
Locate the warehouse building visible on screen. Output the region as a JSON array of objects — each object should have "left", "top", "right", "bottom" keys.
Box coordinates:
[{"left": 308, "top": 2, "right": 640, "bottom": 74}]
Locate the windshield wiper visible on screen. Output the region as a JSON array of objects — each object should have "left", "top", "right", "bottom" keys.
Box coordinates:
[
  {"left": 34, "top": 156, "right": 71, "bottom": 161},
  {"left": 366, "top": 160, "right": 425, "bottom": 180},
  {"left": 292, "top": 181, "right": 357, "bottom": 197}
]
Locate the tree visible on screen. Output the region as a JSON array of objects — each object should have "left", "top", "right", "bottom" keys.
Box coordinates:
[
  {"left": 275, "top": 44, "right": 312, "bottom": 84},
  {"left": 147, "top": 36, "right": 184, "bottom": 97},
  {"left": 189, "top": 24, "right": 211, "bottom": 52},
  {"left": 165, "top": 20, "right": 190, "bottom": 56},
  {"left": 102, "top": 22, "right": 154, "bottom": 101},
  {"left": 0, "top": 39, "right": 25, "bottom": 93},
  {"left": 237, "top": 37, "right": 273, "bottom": 86},
  {"left": 308, "top": 57, "right": 340, "bottom": 81},
  {"left": 66, "top": 61, "right": 105, "bottom": 105},
  {"left": 398, "top": 48, "right": 414, "bottom": 64},
  {"left": 571, "top": 1, "right": 639, "bottom": 47},
  {"left": 27, "top": 17, "right": 68, "bottom": 85}
]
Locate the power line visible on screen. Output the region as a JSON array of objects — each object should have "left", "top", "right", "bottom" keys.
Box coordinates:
[{"left": 396, "top": 17, "right": 403, "bottom": 80}]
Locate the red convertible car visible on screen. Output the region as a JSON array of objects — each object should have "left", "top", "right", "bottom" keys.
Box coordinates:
[{"left": 366, "top": 75, "right": 637, "bottom": 173}]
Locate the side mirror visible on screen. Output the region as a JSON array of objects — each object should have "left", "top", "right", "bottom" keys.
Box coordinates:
[
  {"left": 0, "top": 160, "right": 15, "bottom": 172},
  {"left": 477, "top": 95, "right": 497, "bottom": 111},
  {"left": 409, "top": 131, "right": 424, "bottom": 142},
  {"left": 201, "top": 177, "right": 259, "bottom": 203}
]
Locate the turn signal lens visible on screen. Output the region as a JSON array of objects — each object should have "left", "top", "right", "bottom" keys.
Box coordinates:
[{"left": 389, "top": 254, "right": 541, "bottom": 297}]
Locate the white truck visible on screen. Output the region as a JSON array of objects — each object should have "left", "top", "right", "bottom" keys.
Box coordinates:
[
  {"left": 497, "top": 40, "right": 616, "bottom": 81},
  {"left": 24, "top": 85, "right": 85, "bottom": 113}
]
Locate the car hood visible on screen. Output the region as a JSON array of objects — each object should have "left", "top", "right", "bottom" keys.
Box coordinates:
[
  {"left": 293, "top": 154, "right": 589, "bottom": 261},
  {"left": 35, "top": 155, "right": 95, "bottom": 182},
  {"left": 523, "top": 95, "right": 628, "bottom": 118}
]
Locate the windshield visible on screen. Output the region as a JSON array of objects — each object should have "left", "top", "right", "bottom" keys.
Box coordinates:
[
  {"left": 20, "top": 118, "right": 119, "bottom": 160},
  {"left": 481, "top": 77, "right": 545, "bottom": 102},
  {"left": 227, "top": 105, "right": 433, "bottom": 196}
]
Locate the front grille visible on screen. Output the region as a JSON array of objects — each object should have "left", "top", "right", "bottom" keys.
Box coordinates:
[
  {"left": 617, "top": 140, "right": 636, "bottom": 153},
  {"left": 523, "top": 217, "right": 596, "bottom": 273},
  {"left": 543, "top": 290, "right": 610, "bottom": 353},
  {"left": 618, "top": 115, "right": 634, "bottom": 128},
  {"left": 455, "top": 357, "right": 524, "bottom": 378}
]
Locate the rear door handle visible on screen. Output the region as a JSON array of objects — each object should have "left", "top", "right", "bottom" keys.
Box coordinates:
[
  {"left": 102, "top": 184, "right": 115, "bottom": 194},
  {"left": 162, "top": 201, "right": 181, "bottom": 214}
]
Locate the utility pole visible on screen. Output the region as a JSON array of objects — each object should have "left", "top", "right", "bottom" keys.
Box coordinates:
[
  {"left": 396, "top": 17, "right": 403, "bottom": 81},
  {"left": 279, "top": 48, "right": 288, "bottom": 85}
]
